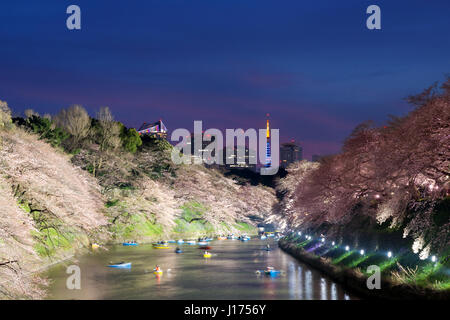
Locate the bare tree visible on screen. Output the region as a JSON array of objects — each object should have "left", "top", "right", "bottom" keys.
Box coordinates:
[
  {"left": 97, "top": 106, "right": 121, "bottom": 152},
  {"left": 92, "top": 106, "right": 121, "bottom": 176},
  {"left": 54, "top": 105, "right": 90, "bottom": 147},
  {"left": 24, "top": 109, "right": 39, "bottom": 119},
  {"left": 0, "top": 99, "right": 12, "bottom": 131}
]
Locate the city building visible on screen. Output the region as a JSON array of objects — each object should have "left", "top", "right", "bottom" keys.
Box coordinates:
[
  {"left": 137, "top": 120, "right": 168, "bottom": 138},
  {"left": 280, "top": 140, "right": 303, "bottom": 168},
  {"left": 184, "top": 133, "right": 257, "bottom": 170},
  {"left": 265, "top": 114, "right": 271, "bottom": 168},
  {"left": 188, "top": 132, "right": 216, "bottom": 163},
  {"left": 220, "top": 146, "right": 257, "bottom": 171}
]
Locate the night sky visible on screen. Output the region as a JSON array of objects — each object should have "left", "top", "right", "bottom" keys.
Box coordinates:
[{"left": 1, "top": 1, "right": 449, "bottom": 159}]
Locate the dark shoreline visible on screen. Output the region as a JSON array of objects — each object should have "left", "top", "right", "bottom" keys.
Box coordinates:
[{"left": 278, "top": 239, "right": 450, "bottom": 300}]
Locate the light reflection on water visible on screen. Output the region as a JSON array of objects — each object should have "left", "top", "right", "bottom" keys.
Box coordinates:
[{"left": 44, "top": 239, "right": 357, "bottom": 300}]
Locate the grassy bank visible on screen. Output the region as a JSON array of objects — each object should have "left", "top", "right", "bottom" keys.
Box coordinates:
[{"left": 279, "top": 235, "right": 450, "bottom": 300}]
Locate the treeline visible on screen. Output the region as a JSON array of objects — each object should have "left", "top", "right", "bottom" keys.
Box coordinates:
[
  {"left": 10, "top": 105, "right": 143, "bottom": 176},
  {"left": 278, "top": 77, "right": 450, "bottom": 256}
]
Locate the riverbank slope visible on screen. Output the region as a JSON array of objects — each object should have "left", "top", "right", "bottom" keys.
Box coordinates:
[{"left": 0, "top": 102, "right": 276, "bottom": 298}]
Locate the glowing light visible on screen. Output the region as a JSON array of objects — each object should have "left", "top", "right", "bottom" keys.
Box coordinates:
[
  {"left": 387, "top": 251, "right": 392, "bottom": 258},
  {"left": 360, "top": 250, "right": 365, "bottom": 255},
  {"left": 321, "top": 238, "right": 325, "bottom": 243},
  {"left": 431, "top": 255, "right": 437, "bottom": 263},
  {"left": 375, "top": 194, "right": 380, "bottom": 199},
  {"left": 298, "top": 232, "right": 302, "bottom": 236},
  {"left": 345, "top": 246, "right": 349, "bottom": 251},
  {"left": 332, "top": 241, "right": 335, "bottom": 246}
]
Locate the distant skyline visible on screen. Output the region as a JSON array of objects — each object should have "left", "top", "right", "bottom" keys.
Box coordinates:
[{"left": 1, "top": 1, "right": 449, "bottom": 159}]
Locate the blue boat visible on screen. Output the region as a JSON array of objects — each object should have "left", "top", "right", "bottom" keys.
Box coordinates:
[
  {"left": 175, "top": 249, "right": 183, "bottom": 253},
  {"left": 108, "top": 262, "right": 132, "bottom": 269},
  {"left": 167, "top": 240, "right": 176, "bottom": 243},
  {"left": 198, "top": 241, "right": 208, "bottom": 246},
  {"left": 256, "top": 269, "right": 282, "bottom": 276},
  {"left": 122, "top": 242, "right": 138, "bottom": 246},
  {"left": 177, "top": 239, "right": 185, "bottom": 244}
]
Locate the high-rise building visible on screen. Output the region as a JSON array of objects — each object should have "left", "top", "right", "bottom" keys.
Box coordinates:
[
  {"left": 188, "top": 132, "right": 216, "bottom": 162},
  {"left": 265, "top": 114, "right": 271, "bottom": 168},
  {"left": 280, "top": 140, "right": 302, "bottom": 168},
  {"left": 219, "top": 146, "right": 257, "bottom": 171}
]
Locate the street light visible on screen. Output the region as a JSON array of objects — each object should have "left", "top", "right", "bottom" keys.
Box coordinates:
[
  {"left": 360, "top": 249, "right": 365, "bottom": 255},
  {"left": 387, "top": 251, "right": 392, "bottom": 258},
  {"left": 345, "top": 246, "right": 349, "bottom": 251},
  {"left": 332, "top": 241, "right": 335, "bottom": 246},
  {"left": 431, "top": 255, "right": 437, "bottom": 263}
]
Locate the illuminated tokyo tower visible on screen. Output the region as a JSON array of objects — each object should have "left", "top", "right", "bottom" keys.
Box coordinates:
[{"left": 265, "top": 113, "right": 271, "bottom": 167}]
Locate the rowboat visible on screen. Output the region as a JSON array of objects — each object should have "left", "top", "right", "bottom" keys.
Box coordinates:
[
  {"left": 153, "top": 244, "right": 171, "bottom": 249},
  {"left": 186, "top": 240, "right": 196, "bottom": 245},
  {"left": 108, "top": 262, "right": 132, "bottom": 269},
  {"left": 197, "top": 241, "right": 208, "bottom": 246},
  {"left": 203, "top": 253, "right": 212, "bottom": 258},
  {"left": 153, "top": 270, "right": 163, "bottom": 275},
  {"left": 256, "top": 269, "right": 283, "bottom": 276},
  {"left": 122, "top": 242, "right": 138, "bottom": 246}
]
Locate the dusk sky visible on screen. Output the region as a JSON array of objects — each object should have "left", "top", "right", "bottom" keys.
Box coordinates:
[{"left": 1, "top": 0, "right": 449, "bottom": 159}]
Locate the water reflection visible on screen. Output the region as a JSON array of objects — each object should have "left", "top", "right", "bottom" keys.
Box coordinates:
[{"left": 45, "top": 239, "right": 357, "bottom": 300}]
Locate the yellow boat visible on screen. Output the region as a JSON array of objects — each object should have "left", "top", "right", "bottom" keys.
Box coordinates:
[
  {"left": 153, "top": 270, "right": 163, "bottom": 275},
  {"left": 203, "top": 253, "right": 212, "bottom": 258},
  {"left": 217, "top": 237, "right": 227, "bottom": 240},
  {"left": 92, "top": 243, "right": 100, "bottom": 249},
  {"left": 152, "top": 242, "right": 171, "bottom": 249}
]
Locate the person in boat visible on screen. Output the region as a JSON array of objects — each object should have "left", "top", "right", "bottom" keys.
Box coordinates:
[
  {"left": 155, "top": 265, "right": 161, "bottom": 272},
  {"left": 204, "top": 251, "right": 209, "bottom": 255},
  {"left": 265, "top": 266, "right": 274, "bottom": 272},
  {"left": 266, "top": 244, "right": 270, "bottom": 249}
]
